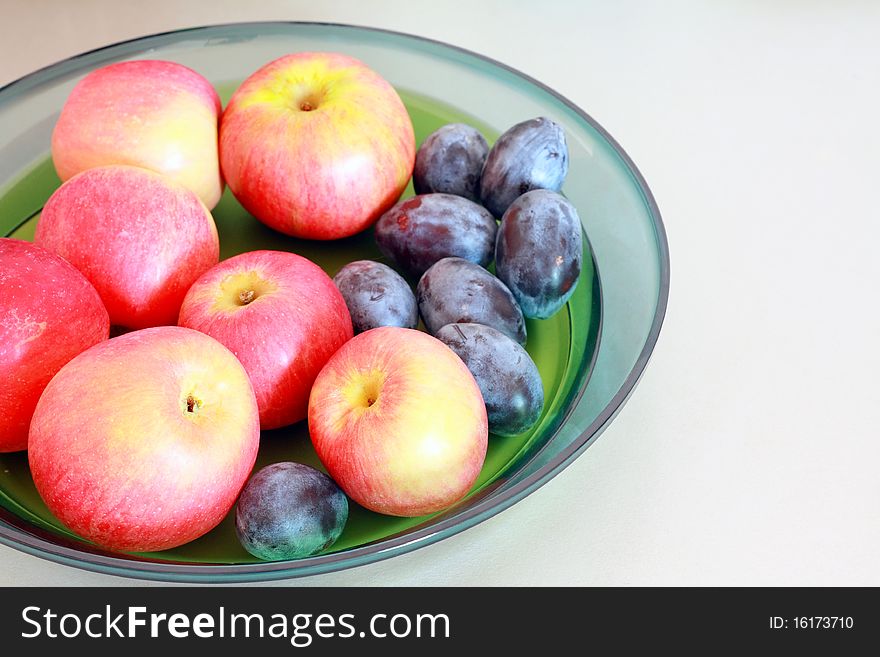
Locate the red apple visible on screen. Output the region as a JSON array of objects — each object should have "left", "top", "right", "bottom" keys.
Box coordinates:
[
  {"left": 219, "top": 51, "right": 415, "bottom": 240},
  {"left": 308, "top": 327, "right": 488, "bottom": 517},
  {"left": 35, "top": 165, "right": 220, "bottom": 329},
  {"left": 178, "top": 250, "right": 353, "bottom": 429},
  {"left": 28, "top": 326, "right": 260, "bottom": 553},
  {"left": 52, "top": 59, "right": 224, "bottom": 209},
  {"left": 0, "top": 238, "right": 109, "bottom": 452}
]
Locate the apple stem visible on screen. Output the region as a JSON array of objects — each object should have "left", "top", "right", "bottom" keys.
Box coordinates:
[
  {"left": 238, "top": 290, "right": 256, "bottom": 305},
  {"left": 186, "top": 395, "right": 199, "bottom": 414}
]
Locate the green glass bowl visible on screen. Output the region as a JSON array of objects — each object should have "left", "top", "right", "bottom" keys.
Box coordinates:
[{"left": 0, "top": 23, "right": 668, "bottom": 582}]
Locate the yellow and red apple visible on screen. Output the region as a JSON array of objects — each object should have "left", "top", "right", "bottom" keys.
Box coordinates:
[
  {"left": 308, "top": 327, "right": 488, "bottom": 517},
  {"left": 0, "top": 238, "right": 110, "bottom": 452},
  {"left": 51, "top": 59, "right": 224, "bottom": 209},
  {"left": 35, "top": 165, "right": 220, "bottom": 329},
  {"left": 178, "top": 250, "right": 353, "bottom": 430},
  {"left": 220, "top": 52, "right": 415, "bottom": 239},
  {"left": 28, "top": 326, "right": 260, "bottom": 553}
]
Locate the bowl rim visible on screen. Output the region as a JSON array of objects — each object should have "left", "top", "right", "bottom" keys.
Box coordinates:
[{"left": 0, "top": 20, "right": 670, "bottom": 583}]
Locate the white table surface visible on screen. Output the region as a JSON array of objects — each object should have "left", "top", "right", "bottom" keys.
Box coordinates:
[{"left": 1, "top": 0, "right": 878, "bottom": 587}]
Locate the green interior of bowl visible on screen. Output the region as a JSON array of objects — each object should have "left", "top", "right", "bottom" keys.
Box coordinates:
[{"left": 0, "top": 86, "right": 600, "bottom": 565}]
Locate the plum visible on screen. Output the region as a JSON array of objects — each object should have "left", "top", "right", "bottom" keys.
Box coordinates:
[
  {"left": 436, "top": 323, "right": 544, "bottom": 437},
  {"left": 413, "top": 123, "right": 489, "bottom": 202},
  {"left": 480, "top": 116, "right": 568, "bottom": 217},
  {"left": 495, "top": 189, "right": 583, "bottom": 319},
  {"left": 333, "top": 260, "right": 418, "bottom": 333},
  {"left": 417, "top": 257, "right": 526, "bottom": 345},
  {"left": 374, "top": 193, "right": 498, "bottom": 278},
  {"left": 235, "top": 462, "right": 348, "bottom": 561}
]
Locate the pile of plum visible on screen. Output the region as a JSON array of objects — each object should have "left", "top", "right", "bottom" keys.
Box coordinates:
[{"left": 334, "top": 117, "right": 583, "bottom": 437}]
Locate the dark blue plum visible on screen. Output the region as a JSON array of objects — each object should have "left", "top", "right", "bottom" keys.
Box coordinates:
[
  {"left": 436, "top": 323, "right": 544, "bottom": 436},
  {"left": 413, "top": 123, "right": 489, "bottom": 202},
  {"left": 417, "top": 257, "right": 526, "bottom": 345},
  {"left": 235, "top": 462, "right": 348, "bottom": 561},
  {"left": 333, "top": 260, "right": 418, "bottom": 333},
  {"left": 495, "top": 189, "right": 583, "bottom": 319},
  {"left": 374, "top": 193, "right": 498, "bottom": 278},
  {"left": 480, "top": 116, "right": 568, "bottom": 217}
]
